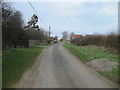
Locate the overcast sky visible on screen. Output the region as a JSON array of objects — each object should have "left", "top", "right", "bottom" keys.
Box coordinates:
[{"left": 8, "top": 0, "right": 118, "bottom": 38}]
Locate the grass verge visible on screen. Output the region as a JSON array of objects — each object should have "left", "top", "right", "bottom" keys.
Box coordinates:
[
  {"left": 64, "top": 43, "right": 118, "bottom": 62},
  {"left": 98, "top": 68, "right": 118, "bottom": 83},
  {"left": 64, "top": 43, "right": 118, "bottom": 83},
  {"left": 2, "top": 47, "right": 44, "bottom": 88}
]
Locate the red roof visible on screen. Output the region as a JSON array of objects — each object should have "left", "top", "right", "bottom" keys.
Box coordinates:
[{"left": 71, "top": 35, "right": 83, "bottom": 37}]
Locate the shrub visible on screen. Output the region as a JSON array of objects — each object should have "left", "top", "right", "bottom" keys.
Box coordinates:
[{"left": 71, "top": 33, "right": 119, "bottom": 54}]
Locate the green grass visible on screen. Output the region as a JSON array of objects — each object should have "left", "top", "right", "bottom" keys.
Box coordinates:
[
  {"left": 36, "top": 43, "right": 51, "bottom": 46},
  {"left": 34, "top": 43, "right": 54, "bottom": 47},
  {"left": 85, "top": 45, "right": 118, "bottom": 55},
  {"left": 64, "top": 43, "right": 118, "bottom": 62},
  {"left": 64, "top": 43, "right": 119, "bottom": 83},
  {"left": 98, "top": 68, "right": 118, "bottom": 83},
  {"left": 2, "top": 47, "right": 44, "bottom": 88}
]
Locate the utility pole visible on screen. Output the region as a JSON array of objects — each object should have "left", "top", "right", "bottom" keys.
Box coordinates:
[
  {"left": 48, "top": 25, "right": 51, "bottom": 43},
  {"left": 49, "top": 25, "right": 51, "bottom": 37}
]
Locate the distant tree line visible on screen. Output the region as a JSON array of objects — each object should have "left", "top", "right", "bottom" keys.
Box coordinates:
[
  {"left": 71, "top": 33, "right": 120, "bottom": 54},
  {"left": 2, "top": 2, "right": 48, "bottom": 50}
]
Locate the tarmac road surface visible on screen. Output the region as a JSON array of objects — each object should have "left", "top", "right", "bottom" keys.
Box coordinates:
[{"left": 17, "top": 43, "right": 117, "bottom": 88}]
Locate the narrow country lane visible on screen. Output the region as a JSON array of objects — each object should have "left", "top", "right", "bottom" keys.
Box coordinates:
[{"left": 17, "top": 43, "right": 116, "bottom": 88}]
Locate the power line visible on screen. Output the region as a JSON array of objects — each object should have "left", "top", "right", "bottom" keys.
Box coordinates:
[{"left": 28, "top": 0, "right": 48, "bottom": 28}]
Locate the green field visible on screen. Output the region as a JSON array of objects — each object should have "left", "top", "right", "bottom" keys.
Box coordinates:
[
  {"left": 64, "top": 43, "right": 118, "bottom": 83},
  {"left": 2, "top": 47, "right": 44, "bottom": 88},
  {"left": 64, "top": 43, "right": 118, "bottom": 62}
]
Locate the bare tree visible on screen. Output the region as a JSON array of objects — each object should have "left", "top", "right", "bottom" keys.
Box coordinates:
[
  {"left": 2, "top": 2, "right": 26, "bottom": 49},
  {"left": 62, "top": 31, "right": 68, "bottom": 39},
  {"left": 25, "top": 27, "right": 48, "bottom": 42}
]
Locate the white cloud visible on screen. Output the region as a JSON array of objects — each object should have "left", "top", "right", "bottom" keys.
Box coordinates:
[
  {"left": 38, "top": 2, "right": 118, "bottom": 37},
  {"left": 11, "top": 2, "right": 118, "bottom": 38},
  {"left": 49, "top": 3, "right": 82, "bottom": 17},
  {"left": 99, "top": 3, "right": 118, "bottom": 15}
]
